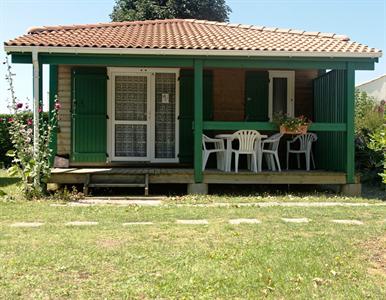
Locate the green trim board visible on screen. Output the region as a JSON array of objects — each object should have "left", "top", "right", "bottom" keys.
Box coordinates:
[
  {"left": 202, "top": 121, "right": 346, "bottom": 132},
  {"left": 10, "top": 53, "right": 377, "bottom": 70},
  {"left": 345, "top": 63, "right": 355, "bottom": 183},
  {"left": 193, "top": 60, "right": 204, "bottom": 183},
  {"left": 179, "top": 69, "right": 213, "bottom": 164},
  {"left": 49, "top": 65, "right": 58, "bottom": 166}
]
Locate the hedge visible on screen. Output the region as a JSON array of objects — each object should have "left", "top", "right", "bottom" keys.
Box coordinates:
[{"left": 0, "top": 112, "right": 48, "bottom": 168}]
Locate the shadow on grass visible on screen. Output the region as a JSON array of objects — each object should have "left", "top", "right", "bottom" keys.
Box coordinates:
[{"left": 0, "top": 176, "right": 20, "bottom": 187}]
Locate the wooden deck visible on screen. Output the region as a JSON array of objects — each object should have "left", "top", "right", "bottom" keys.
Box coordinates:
[{"left": 50, "top": 168, "right": 350, "bottom": 185}]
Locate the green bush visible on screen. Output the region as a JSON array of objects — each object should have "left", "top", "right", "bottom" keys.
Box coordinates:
[
  {"left": 368, "top": 116, "right": 386, "bottom": 183},
  {"left": 0, "top": 114, "right": 16, "bottom": 168},
  {"left": 354, "top": 90, "right": 385, "bottom": 183},
  {"left": 0, "top": 112, "right": 49, "bottom": 168}
]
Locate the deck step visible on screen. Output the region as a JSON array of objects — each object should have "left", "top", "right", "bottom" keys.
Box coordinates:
[
  {"left": 84, "top": 174, "right": 149, "bottom": 196},
  {"left": 88, "top": 183, "right": 146, "bottom": 188}
]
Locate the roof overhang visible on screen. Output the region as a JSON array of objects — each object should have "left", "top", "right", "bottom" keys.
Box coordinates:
[{"left": 4, "top": 45, "right": 383, "bottom": 59}]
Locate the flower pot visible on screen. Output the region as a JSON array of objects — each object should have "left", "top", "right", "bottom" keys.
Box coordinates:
[{"left": 280, "top": 125, "right": 308, "bottom": 135}]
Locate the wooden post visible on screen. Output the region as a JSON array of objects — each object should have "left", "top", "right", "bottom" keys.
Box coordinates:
[
  {"left": 346, "top": 63, "right": 355, "bottom": 183},
  {"left": 194, "top": 59, "right": 203, "bottom": 183}
]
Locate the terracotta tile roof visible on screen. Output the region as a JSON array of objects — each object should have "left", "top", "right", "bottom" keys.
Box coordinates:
[{"left": 4, "top": 19, "right": 382, "bottom": 57}]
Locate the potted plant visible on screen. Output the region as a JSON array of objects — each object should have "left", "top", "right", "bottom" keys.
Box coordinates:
[{"left": 273, "top": 113, "right": 311, "bottom": 134}]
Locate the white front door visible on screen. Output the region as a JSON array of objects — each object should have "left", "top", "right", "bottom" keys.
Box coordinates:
[
  {"left": 108, "top": 68, "right": 179, "bottom": 162},
  {"left": 111, "top": 73, "right": 151, "bottom": 161}
]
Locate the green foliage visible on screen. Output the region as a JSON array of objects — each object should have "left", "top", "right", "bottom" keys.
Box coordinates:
[
  {"left": 0, "top": 114, "right": 13, "bottom": 167},
  {"left": 0, "top": 112, "right": 47, "bottom": 168},
  {"left": 273, "top": 112, "right": 311, "bottom": 131},
  {"left": 354, "top": 90, "right": 385, "bottom": 183},
  {"left": 355, "top": 90, "right": 384, "bottom": 134},
  {"left": 110, "top": 0, "right": 231, "bottom": 22},
  {"left": 368, "top": 116, "right": 386, "bottom": 183},
  {"left": 4, "top": 58, "right": 59, "bottom": 199}
]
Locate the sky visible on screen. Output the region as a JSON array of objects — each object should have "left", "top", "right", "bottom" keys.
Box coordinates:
[{"left": 0, "top": 0, "right": 385, "bottom": 113}]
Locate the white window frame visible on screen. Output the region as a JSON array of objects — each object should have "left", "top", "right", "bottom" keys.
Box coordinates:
[
  {"left": 107, "top": 67, "right": 180, "bottom": 163},
  {"left": 268, "top": 70, "right": 295, "bottom": 120}
]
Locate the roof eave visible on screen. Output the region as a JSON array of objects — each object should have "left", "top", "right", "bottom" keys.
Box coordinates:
[{"left": 4, "top": 45, "right": 383, "bottom": 59}]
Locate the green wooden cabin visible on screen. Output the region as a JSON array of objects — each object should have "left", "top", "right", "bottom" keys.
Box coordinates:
[{"left": 4, "top": 19, "right": 382, "bottom": 195}]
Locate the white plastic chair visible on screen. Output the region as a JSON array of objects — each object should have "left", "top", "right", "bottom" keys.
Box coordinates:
[
  {"left": 286, "top": 133, "right": 317, "bottom": 171},
  {"left": 202, "top": 135, "right": 226, "bottom": 171},
  {"left": 230, "top": 130, "right": 261, "bottom": 173},
  {"left": 261, "top": 133, "right": 283, "bottom": 172}
]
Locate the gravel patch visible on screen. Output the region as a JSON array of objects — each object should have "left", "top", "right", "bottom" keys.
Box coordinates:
[
  {"left": 122, "top": 222, "right": 154, "bottom": 226},
  {"left": 10, "top": 222, "right": 44, "bottom": 228},
  {"left": 229, "top": 218, "right": 261, "bottom": 224},
  {"left": 65, "top": 221, "right": 98, "bottom": 226},
  {"left": 176, "top": 219, "right": 208, "bottom": 225},
  {"left": 281, "top": 218, "right": 310, "bottom": 223},
  {"left": 331, "top": 219, "right": 364, "bottom": 225}
]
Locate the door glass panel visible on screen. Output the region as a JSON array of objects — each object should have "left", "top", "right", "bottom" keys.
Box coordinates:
[
  {"left": 154, "top": 73, "right": 176, "bottom": 159},
  {"left": 115, "top": 124, "right": 147, "bottom": 157},
  {"left": 115, "top": 76, "right": 147, "bottom": 121},
  {"left": 272, "top": 77, "right": 287, "bottom": 115}
]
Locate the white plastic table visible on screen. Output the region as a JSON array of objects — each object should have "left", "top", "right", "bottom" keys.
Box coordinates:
[{"left": 215, "top": 133, "right": 267, "bottom": 172}]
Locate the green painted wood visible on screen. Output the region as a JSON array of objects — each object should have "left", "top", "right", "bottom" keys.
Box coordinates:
[
  {"left": 245, "top": 71, "right": 269, "bottom": 121},
  {"left": 49, "top": 65, "right": 58, "bottom": 166},
  {"left": 10, "top": 53, "right": 377, "bottom": 70},
  {"left": 313, "top": 70, "right": 347, "bottom": 173},
  {"left": 346, "top": 63, "right": 355, "bottom": 183},
  {"left": 194, "top": 60, "right": 203, "bottom": 183},
  {"left": 179, "top": 69, "right": 213, "bottom": 163},
  {"left": 203, "top": 121, "right": 346, "bottom": 132},
  {"left": 71, "top": 67, "right": 107, "bottom": 162}
]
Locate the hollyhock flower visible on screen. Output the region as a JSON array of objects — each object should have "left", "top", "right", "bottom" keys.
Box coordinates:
[
  {"left": 0, "top": 118, "right": 3, "bottom": 123},
  {"left": 16, "top": 103, "right": 23, "bottom": 109},
  {"left": 38, "top": 107, "right": 42, "bottom": 113},
  {"left": 55, "top": 102, "right": 62, "bottom": 110},
  {"left": 27, "top": 119, "right": 33, "bottom": 126},
  {"left": 8, "top": 117, "right": 13, "bottom": 123}
]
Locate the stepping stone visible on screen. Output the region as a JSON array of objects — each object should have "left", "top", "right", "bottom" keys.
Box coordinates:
[
  {"left": 65, "top": 221, "right": 98, "bottom": 226},
  {"left": 176, "top": 219, "right": 208, "bottom": 225},
  {"left": 281, "top": 218, "right": 309, "bottom": 223},
  {"left": 10, "top": 222, "right": 44, "bottom": 228},
  {"left": 122, "top": 222, "right": 154, "bottom": 226},
  {"left": 331, "top": 219, "right": 363, "bottom": 225},
  {"left": 229, "top": 218, "right": 261, "bottom": 225}
]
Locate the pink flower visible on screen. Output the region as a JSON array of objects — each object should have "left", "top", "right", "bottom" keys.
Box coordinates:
[
  {"left": 8, "top": 118, "right": 13, "bottom": 123},
  {"left": 16, "top": 103, "right": 23, "bottom": 109},
  {"left": 0, "top": 118, "right": 3, "bottom": 123},
  {"left": 55, "top": 102, "right": 61, "bottom": 110},
  {"left": 27, "top": 119, "right": 33, "bottom": 126},
  {"left": 38, "top": 107, "right": 42, "bottom": 113}
]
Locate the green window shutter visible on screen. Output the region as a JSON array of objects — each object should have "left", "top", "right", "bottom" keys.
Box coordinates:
[
  {"left": 245, "top": 71, "right": 269, "bottom": 121},
  {"left": 71, "top": 67, "right": 107, "bottom": 162},
  {"left": 179, "top": 69, "right": 213, "bottom": 163}
]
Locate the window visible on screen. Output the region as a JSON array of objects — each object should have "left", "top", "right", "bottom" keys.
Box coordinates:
[{"left": 268, "top": 71, "right": 295, "bottom": 120}]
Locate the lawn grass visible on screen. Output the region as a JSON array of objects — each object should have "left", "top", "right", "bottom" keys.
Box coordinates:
[
  {"left": 0, "top": 201, "right": 385, "bottom": 299},
  {"left": 1, "top": 170, "right": 385, "bottom": 298}
]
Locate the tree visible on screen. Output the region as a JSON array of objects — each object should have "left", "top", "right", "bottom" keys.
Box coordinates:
[{"left": 110, "top": 0, "right": 231, "bottom": 22}]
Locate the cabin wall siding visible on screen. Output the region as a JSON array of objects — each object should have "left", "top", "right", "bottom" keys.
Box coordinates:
[
  {"left": 295, "top": 70, "right": 319, "bottom": 119},
  {"left": 57, "top": 65, "right": 72, "bottom": 156},
  {"left": 213, "top": 69, "right": 245, "bottom": 121}
]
